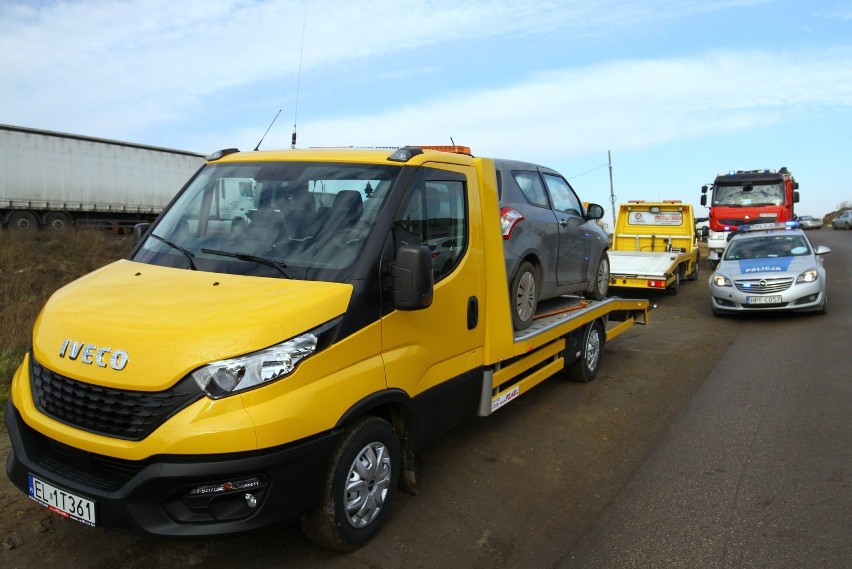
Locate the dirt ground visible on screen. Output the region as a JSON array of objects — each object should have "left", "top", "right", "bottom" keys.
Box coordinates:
[{"left": 0, "top": 254, "right": 741, "bottom": 569}]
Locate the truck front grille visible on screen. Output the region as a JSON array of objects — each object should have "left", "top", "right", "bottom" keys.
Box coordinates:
[
  {"left": 734, "top": 277, "right": 793, "bottom": 294},
  {"left": 30, "top": 356, "right": 202, "bottom": 441}
]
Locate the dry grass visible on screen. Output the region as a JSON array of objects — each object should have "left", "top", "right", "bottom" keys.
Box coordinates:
[{"left": 0, "top": 229, "right": 133, "bottom": 428}]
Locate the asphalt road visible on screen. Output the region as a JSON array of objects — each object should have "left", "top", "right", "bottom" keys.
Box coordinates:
[
  {"left": 1, "top": 229, "right": 848, "bottom": 569},
  {"left": 562, "top": 227, "right": 851, "bottom": 569}
]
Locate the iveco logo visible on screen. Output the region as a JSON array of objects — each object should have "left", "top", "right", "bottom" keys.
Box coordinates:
[{"left": 59, "top": 339, "right": 129, "bottom": 370}]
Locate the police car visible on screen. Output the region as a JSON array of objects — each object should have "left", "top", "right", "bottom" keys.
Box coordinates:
[{"left": 709, "top": 221, "right": 831, "bottom": 315}]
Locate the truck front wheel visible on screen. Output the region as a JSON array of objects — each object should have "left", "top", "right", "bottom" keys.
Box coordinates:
[
  {"left": 567, "top": 320, "right": 605, "bottom": 383},
  {"left": 301, "top": 416, "right": 401, "bottom": 551}
]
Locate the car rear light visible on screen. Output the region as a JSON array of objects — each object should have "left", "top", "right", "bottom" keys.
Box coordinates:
[
  {"left": 647, "top": 280, "right": 667, "bottom": 288},
  {"left": 500, "top": 207, "right": 525, "bottom": 240}
]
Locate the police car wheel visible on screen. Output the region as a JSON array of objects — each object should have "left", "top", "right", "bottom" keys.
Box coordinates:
[{"left": 301, "top": 416, "right": 400, "bottom": 552}]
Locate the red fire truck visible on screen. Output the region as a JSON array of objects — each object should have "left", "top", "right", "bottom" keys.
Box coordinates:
[{"left": 700, "top": 167, "right": 799, "bottom": 264}]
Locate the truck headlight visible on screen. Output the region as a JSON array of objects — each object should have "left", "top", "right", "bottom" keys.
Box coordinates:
[
  {"left": 712, "top": 274, "right": 732, "bottom": 287},
  {"left": 192, "top": 319, "right": 339, "bottom": 399},
  {"left": 796, "top": 269, "right": 818, "bottom": 283}
]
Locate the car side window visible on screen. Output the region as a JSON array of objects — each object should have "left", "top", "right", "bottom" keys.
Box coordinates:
[
  {"left": 543, "top": 174, "right": 582, "bottom": 216},
  {"left": 511, "top": 171, "right": 550, "bottom": 208},
  {"left": 394, "top": 171, "right": 467, "bottom": 282}
]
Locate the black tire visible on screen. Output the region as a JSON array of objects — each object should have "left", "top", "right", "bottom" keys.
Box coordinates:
[
  {"left": 665, "top": 269, "right": 680, "bottom": 296},
  {"left": 8, "top": 210, "right": 38, "bottom": 231},
  {"left": 567, "top": 319, "right": 605, "bottom": 383},
  {"left": 686, "top": 253, "right": 699, "bottom": 281},
  {"left": 584, "top": 251, "right": 610, "bottom": 301},
  {"left": 510, "top": 261, "right": 539, "bottom": 331},
  {"left": 45, "top": 211, "right": 73, "bottom": 231},
  {"left": 301, "top": 416, "right": 400, "bottom": 552}
]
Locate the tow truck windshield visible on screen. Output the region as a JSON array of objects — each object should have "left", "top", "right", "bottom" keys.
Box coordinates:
[{"left": 132, "top": 161, "right": 400, "bottom": 281}]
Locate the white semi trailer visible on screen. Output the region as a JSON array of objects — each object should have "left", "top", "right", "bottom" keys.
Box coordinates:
[{"left": 1, "top": 124, "right": 208, "bottom": 231}]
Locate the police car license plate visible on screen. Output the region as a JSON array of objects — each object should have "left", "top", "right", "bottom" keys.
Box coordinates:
[
  {"left": 28, "top": 474, "right": 96, "bottom": 526},
  {"left": 747, "top": 295, "right": 782, "bottom": 304}
]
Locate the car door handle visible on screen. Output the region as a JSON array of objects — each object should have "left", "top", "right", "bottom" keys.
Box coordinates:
[{"left": 558, "top": 219, "right": 569, "bottom": 227}]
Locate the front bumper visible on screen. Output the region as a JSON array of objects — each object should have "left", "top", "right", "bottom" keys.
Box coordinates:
[
  {"left": 709, "top": 280, "right": 825, "bottom": 313},
  {"left": 5, "top": 402, "right": 340, "bottom": 537}
]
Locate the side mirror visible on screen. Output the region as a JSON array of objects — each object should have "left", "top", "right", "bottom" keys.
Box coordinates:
[
  {"left": 700, "top": 195, "right": 707, "bottom": 207},
  {"left": 133, "top": 223, "right": 151, "bottom": 244},
  {"left": 701, "top": 185, "right": 709, "bottom": 194},
  {"left": 815, "top": 245, "right": 831, "bottom": 255},
  {"left": 393, "top": 245, "right": 434, "bottom": 310},
  {"left": 793, "top": 191, "right": 800, "bottom": 203},
  {"left": 586, "top": 203, "right": 604, "bottom": 220},
  {"left": 701, "top": 226, "right": 710, "bottom": 238}
]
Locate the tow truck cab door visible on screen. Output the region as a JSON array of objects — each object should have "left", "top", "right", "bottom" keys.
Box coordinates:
[{"left": 381, "top": 164, "right": 484, "bottom": 442}]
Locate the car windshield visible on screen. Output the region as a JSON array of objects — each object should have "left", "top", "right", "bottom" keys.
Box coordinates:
[
  {"left": 131, "top": 161, "right": 400, "bottom": 282},
  {"left": 713, "top": 183, "right": 784, "bottom": 206},
  {"left": 724, "top": 234, "right": 811, "bottom": 260}
]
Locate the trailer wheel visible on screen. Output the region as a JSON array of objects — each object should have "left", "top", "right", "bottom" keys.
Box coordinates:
[
  {"left": 8, "top": 211, "right": 38, "bottom": 231},
  {"left": 584, "top": 251, "right": 610, "bottom": 300},
  {"left": 567, "top": 319, "right": 605, "bottom": 383},
  {"left": 45, "top": 212, "right": 72, "bottom": 231},
  {"left": 301, "top": 416, "right": 400, "bottom": 552},
  {"left": 510, "top": 261, "right": 539, "bottom": 330}
]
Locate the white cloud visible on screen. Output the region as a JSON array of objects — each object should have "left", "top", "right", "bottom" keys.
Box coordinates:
[
  {"left": 284, "top": 48, "right": 852, "bottom": 166},
  {"left": 0, "top": 0, "right": 782, "bottom": 138}
]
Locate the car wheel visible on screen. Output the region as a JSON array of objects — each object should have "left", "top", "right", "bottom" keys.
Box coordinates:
[
  {"left": 510, "top": 261, "right": 539, "bottom": 330},
  {"left": 301, "top": 416, "right": 400, "bottom": 552},
  {"left": 584, "top": 252, "right": 610, "bottom": 301},
  {"left": 567, "top": 319, "right": 605, "bottom": 383}
]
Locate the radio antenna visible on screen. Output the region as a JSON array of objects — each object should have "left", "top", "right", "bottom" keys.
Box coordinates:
[
  {"left": 291, "top": 0, "right": 308, "bottom": 149},
  {"left": 254, "top": 108, "right": 281, "bottom": 151}
]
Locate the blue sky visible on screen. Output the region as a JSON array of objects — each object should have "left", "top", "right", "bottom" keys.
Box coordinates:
[{"left": 2, "top": 0, "right": 851, "bottom": 226}]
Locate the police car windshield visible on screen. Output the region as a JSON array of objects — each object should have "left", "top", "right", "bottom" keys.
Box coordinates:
[{"left": 724, "top": 234, "right": 811, "bottom": 260}]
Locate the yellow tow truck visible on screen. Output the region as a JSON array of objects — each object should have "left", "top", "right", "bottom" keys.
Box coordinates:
[
  {"left": 6, "top": 145, "right": 648, "bottom": 550},
  {"left": 608, "top": 200, "right": 700, "bottom": 295}
]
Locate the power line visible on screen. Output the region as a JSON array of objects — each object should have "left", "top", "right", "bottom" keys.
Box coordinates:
[{"left": 567, "top": 162, "right": 609, "bottom": 179}]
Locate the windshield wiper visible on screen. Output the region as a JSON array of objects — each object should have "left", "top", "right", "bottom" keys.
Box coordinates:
[
  {"left": 201, "top": 248, "right": 293, "bottom": 278},
  {"left": 150, "top": 234, "right": 197, "bottom": 270}
]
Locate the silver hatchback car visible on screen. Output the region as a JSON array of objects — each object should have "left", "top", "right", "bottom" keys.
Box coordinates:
[
  {"left": 495, "top": 159, "right": 610, "bottom": 330},
  {"left": 709, "top": 222, "right": 830, "bottom": 315}
]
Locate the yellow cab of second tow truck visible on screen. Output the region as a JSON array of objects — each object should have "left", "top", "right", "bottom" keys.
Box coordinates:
[{"left": 5, "top": 145, "right": 648, "bottom": 551}]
